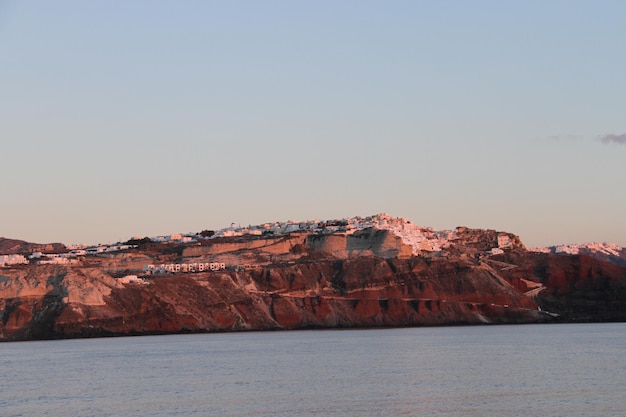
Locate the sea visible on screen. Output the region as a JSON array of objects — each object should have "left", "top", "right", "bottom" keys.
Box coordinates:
[{"left": 2, "top": 323, "right": 625, "bottom": 417}]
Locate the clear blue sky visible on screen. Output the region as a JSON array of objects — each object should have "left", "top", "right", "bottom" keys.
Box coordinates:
[{"left": 1, "top": 1, "right": 625, "bottom": 247}]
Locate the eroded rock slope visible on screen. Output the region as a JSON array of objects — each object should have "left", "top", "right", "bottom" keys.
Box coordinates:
[{"left": 1, "top": 227, "right": 625, "bottom": 341}]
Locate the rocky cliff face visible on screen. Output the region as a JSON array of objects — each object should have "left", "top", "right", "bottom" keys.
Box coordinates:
[
  {"left": 1, "top": 227, "right": 625, "bottom": 342},
  {"left": 306, "top": 229, "right": 414, "bottom": 259},
  {"left": 494, "top": 251, "right": 626, "bottom": 322}
]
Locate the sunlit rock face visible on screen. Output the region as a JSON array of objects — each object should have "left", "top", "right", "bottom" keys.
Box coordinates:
[
  {"left": 1, "top": 215, "right": 625, "bottom": 341},
  {"left": 531, "top": 242, "right": 626, "bottom": 268}
]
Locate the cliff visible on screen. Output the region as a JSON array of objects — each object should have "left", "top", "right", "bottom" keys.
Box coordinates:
[{"left": 1, "top": 223, "right": 625, "bottom": 342}]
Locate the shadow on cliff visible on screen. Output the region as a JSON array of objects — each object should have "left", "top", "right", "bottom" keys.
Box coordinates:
[
  {"left": 496, "top": 251, "right": 626, "bottom": 322},
  {"left": 1, "top": 272, "right": 68, "bottom": 341}
]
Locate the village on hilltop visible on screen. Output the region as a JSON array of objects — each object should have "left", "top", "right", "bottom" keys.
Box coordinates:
[{"left": 2, "top": 213, "right": 621, "bottom": 268}]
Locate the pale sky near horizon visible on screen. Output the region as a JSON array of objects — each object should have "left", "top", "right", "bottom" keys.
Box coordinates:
[{"left": 1, "top": 1, "right": 625, "bottom": 247}]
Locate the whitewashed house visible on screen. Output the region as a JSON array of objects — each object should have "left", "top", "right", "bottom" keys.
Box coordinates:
[{"left": 0, "top": 254, "right": 29, "bottom": 266}]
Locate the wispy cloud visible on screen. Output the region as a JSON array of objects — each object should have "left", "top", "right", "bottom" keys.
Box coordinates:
[
  {"left": 544, "top": 133, "right": 626, "bottom": 146},
  {"left": 544, "top": 134, "right": 583, "bottom": 143},
  {"left": 600, "top": 133, "right": 626, "bottom": 145}
]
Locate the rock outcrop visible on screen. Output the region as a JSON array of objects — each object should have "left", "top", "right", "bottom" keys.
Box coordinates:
[
  {"left": 0, "top": 237, "right": 66, "bottom": 255},
  {"left": 306, "top": 229, "right": 414, "bottom": 259},
  {"left": 494, "top": 251, "right": 626, "bottom": 322},
  {"left": 1, "top": 224, "right": 625, "bottom": 342}
]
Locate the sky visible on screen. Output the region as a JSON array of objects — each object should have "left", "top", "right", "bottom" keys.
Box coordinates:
[{"left": 1, "top": 1, "right": 625, "bottom": 247}]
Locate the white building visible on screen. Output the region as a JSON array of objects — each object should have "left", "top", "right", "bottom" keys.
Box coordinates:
[
  {"left": 38, "top": 257, "right": 72, "bottom": 265},
  {"left": 86, "top": 246, "right": 108, "bottom": 255},
  {"left": 0, "top": 254, "right": 29, "bottom": 266}
]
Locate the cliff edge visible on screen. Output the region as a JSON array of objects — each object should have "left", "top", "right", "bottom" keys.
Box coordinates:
[{"left": 1, "top": 216, "right": 625, "bottom": 341}]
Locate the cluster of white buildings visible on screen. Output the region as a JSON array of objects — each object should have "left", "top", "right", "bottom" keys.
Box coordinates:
[
  {"left": 0, "top": 243, "right": 141, "bottom": 268},
  {"left": 84, "top": 244, "right": 137, "bottom": 255},
  {"left": 29, "top": 252, "right": 79, "bottom": 265},
  {"left": 210, "top": 221, "right": 311, "bottom": 238},
  {"left": 209, "top": 213, "right": 459, "bottom": 255},
  {"left": 205, "top": 213, "right": 526, "bottom": 257},
  {"left": 531, "top": 242, "right": 624, "bottom": 257},
  {"left": 147, "top": 234, "right": 196, "bottom": 244},
  {"left": 144, "top": 262, "right": 226, "bottom": 275},
  {"left": 0, "top": 254, "right": 28, "bottom": 267},
  {"left": 210, "top": 214, "right": 409, "bottom": 238},
  {"left": 28, "top": 244, "right": 138, "bottom": 264}
]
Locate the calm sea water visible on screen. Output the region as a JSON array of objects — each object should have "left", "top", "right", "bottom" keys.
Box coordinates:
[{"left": 2, "top": 323, "right": 625, "bottom": 417}]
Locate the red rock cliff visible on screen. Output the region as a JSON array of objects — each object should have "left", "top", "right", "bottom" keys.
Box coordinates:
[{"left": 1, "top": 232, "right": 625, "bottom": 342}]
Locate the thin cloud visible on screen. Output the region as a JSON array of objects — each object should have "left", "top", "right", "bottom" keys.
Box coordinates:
[
  {"left": 545, "top": 134, "right": 583, "bottom": 142},
  {"left": 600, "top": 133, "right": 626, "bottom": 145}
]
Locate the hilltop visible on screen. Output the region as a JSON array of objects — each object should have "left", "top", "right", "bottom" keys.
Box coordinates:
[
  {"left": 0, "top": 237, "right": 66, "bottom": 256},
  {"left": 1, "top": 214, "right": 625, "bottom": 341},
  {"left": 531, "top": 242, "right": 626, "bottom": 267}
]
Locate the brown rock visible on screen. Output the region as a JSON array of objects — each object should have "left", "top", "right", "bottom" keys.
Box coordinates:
[{"left": 2, "top": 236, "right": 626, "bottom": 341}]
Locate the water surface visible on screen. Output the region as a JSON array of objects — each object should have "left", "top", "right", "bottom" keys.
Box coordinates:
[{"left": 2, "top": 323, "right": 625, "bottom": 416}]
